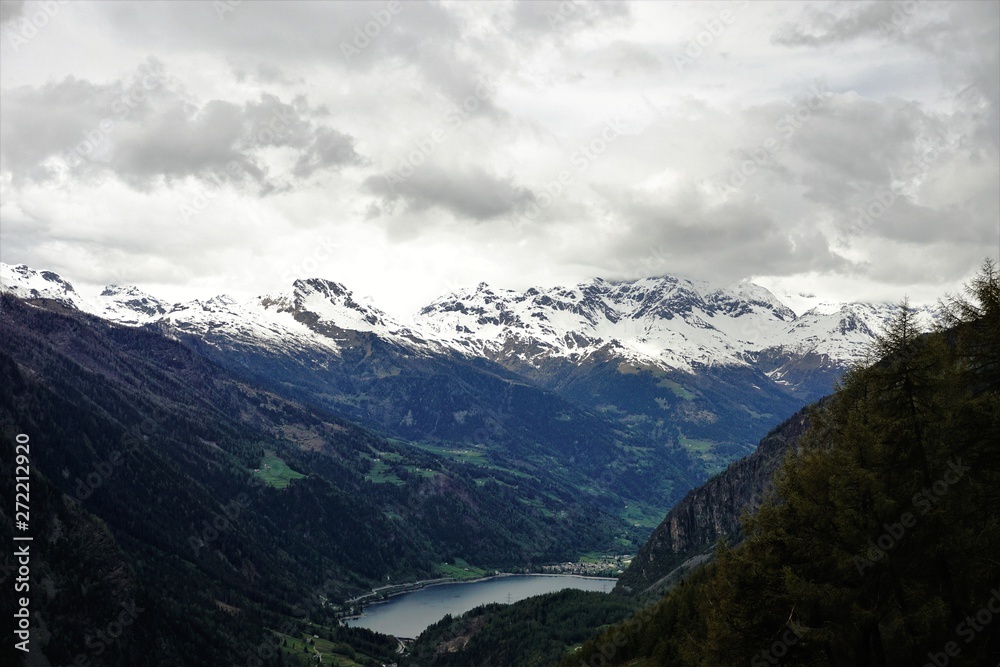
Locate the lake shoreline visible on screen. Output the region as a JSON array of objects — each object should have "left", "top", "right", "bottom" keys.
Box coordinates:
[{"left": 341, "top": 572, "right": 618, "bottom": 623}]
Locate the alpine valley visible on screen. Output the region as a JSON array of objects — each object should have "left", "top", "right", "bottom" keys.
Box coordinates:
[{"left": 0, "top": 262, "right": 938, "bottom": 666}]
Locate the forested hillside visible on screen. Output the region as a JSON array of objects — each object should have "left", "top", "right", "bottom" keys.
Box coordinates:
[
  {"left": 0, "top": 293, "right": 628, "bottom": 665},
  {"left": 560, "top": 261, "right": 1000, "bottom": 666}
]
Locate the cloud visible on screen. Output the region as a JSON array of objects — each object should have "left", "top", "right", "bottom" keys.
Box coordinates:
[
  {"left": 511, "top": 0, "right": 631, "bottom": 35},
  {"left": 586, "top": 178, "right": 850, "bottom": 283},
  {"left": 293, "top": 127, "right": 366, "bottom": 178},
  {"left": 364, "top": 165, "right": 535, "bottom": 222},
  {"left": 229, "top": 60, "right": 301, "bottom": 86},
  {"left": 0, "top": 1, "right": 995, "bottom": 315},
  {"left": 772, "top": 2, "right": 908, "bottom": 47},
  {"left": 0, "top": 63, "right": 364, "bottom": 192}
]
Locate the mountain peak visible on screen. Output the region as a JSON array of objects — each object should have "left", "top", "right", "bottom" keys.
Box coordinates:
[
  {"left": 95, "top": 284, "right": 170, "bottom": 323},
  {"left": 1, "top": 262, "right": 83, "bottom": 308},
  {"left": 292, "top": 277, "right": 350, "bottom": 300},
  {"left": 258, "top": 276, "right": 403, "bottom": 335}
]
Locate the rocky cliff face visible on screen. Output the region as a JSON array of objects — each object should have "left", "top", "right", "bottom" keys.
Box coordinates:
[{"left": 615, "top": 403, "right": 817, "bottom": 594}]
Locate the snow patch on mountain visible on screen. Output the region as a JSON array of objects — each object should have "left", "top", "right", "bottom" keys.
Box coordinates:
[
  {"left": 1, "top": 262, "right": 937, "bottom": 376},
  {"left": 93, "top": 285, "right": 171, "bottom": 325},
  {"left": 1, "top": 263, "right": 87, "bottom": 309},
  {"left": 412, "top": 275, "right": 911, "bottom": 372}
]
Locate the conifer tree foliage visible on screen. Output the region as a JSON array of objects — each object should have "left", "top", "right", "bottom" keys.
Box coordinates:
[{"left": 561, "top": 261, "right": 1000, "bottom": 667}]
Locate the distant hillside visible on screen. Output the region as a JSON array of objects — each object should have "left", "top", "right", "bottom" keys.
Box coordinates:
[{"left": 0, "top": 293, "right": 628, "bottom": 665}]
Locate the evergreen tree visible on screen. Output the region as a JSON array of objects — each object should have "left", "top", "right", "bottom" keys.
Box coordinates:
[{"left": 561, "top": 261, "right": 1000, "bottom": 667}]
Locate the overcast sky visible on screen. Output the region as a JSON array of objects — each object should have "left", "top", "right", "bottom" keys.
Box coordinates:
[{"left": 1, "top": 0, "right": 997, "bottom": 317}]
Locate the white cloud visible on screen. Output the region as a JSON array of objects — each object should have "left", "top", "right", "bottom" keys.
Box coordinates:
[{"left": 0, "top": 0, "right": 996, "bottom": 318}]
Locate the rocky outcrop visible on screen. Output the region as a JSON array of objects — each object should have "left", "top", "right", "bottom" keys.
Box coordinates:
[{"left": 615, "top": 403, "right": 817, "bottom": 594}]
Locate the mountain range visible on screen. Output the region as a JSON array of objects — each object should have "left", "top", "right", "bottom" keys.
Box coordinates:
[
  {"left": 2, "top": 262, "right": 921, "bottom": 379},
  {"left": 0, "top": 260, "right": 955, "bottom": 666},
  {"left": 1, "top": 262, "right": 933, "bottom": 483}
]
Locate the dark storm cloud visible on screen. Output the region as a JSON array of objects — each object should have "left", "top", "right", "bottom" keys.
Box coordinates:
[
  {"left": 0, "top": 63, "right": 363, "bottom": 191},
  {"left": 364, "top": 165, "right": 536, "bottom": 222}
]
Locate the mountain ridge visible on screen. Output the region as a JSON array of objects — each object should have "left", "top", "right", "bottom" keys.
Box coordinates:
[
  {"left": 1, "top": 262, "right": 934, "bottom": 380},
  {"left": 2, "top": 261, "right": 931, "bottom": 485}
]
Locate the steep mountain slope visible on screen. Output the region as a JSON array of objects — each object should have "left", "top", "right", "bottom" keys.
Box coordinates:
[
  {"left": 614, "top": 403, "right": 816, "bottom": 595},
  {"left": 2, "top": 265, "right": 707, "bottom": 515},
  {"left": 2, "top": 263, "right": 924, "bottom": 488},
  {"left": 561, "top": 263, "right": 1000, "bottom": 666},
  {"left": 0, "top": 292, "right": 638, "bottom": 665}
]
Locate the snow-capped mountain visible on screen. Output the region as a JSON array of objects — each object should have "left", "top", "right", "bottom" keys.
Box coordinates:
[
  {"left": 1, "top": 263, "right": 89, "bottom": 309},
  {"left": 94, "top": 285, "right": 171, "bottom": 325},
  {"left": 0, "top": 262, "right": 934, "bottom": 379},
  {"left": 2, "top": 261, "right": 936, "bottom": 476},
  {"left": 412, "top": 275, "right": 932, "bottom": 374},
  {"left": 1, "top": 264, "right": 420, "bottom": 359}
]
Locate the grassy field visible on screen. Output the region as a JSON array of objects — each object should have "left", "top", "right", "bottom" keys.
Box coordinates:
[
  {"left": 278, "top": 630, "right": 369, "bottom": 666},
  {"left": 363, "top": 457, "right": 403, "bottom": 485},
  {"left": 409, "top": 441, "right": 487, "bottom": 464},
  {"left": 254, "top": 454, "right": 306, "bottom": 489},
  {"left": 657, "top": 377, "right": 696, "bottom": 400},
  {"left": 621, "top": 501, "right": 665, "bottom": 528},
  {"left": 678, "top": 434, "right": 727, "bottom": 474},
  {"left": 403, "top": 464, "right": 437, "bottom": 478},
  {"left": 435, "top": 557, "right": 489, "bottom": 580}
]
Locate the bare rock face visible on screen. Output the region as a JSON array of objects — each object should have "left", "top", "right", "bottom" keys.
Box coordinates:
[{"left": 615, "top": 403, "right": 816, "bottom": 594}]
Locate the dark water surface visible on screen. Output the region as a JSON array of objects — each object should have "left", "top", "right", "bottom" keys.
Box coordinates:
[{"left": 345, "top": 574, "right": 616, "bottom": 638}]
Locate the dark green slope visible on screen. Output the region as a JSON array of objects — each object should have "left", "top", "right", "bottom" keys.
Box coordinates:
[
  {"left": 164, "top": 318, "right": 704, "bottom": 517},
  {"left": 0, "top": 293, "right": 633, "bottom": 665},
  {"left": 560, "top": 262, "right": 1000, "bottom": 667},
  {"left": 615, "top": 401, "right": 816, "bottom": 595},
  {"left": 523, "top": 355, "right": 807, "bottom": 476}
]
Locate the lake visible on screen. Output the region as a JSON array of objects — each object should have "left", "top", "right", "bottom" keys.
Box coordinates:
[{"left": 345, "top": 574, "right": 616, "bottom": 638}]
